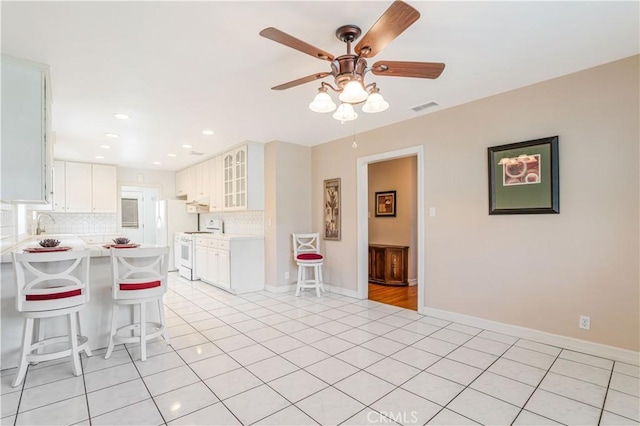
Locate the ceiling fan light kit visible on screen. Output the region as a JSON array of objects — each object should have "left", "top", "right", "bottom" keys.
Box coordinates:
[
  {"left": 260, "top": 0, "right": 445, "bottom": 123},
  {"left": 362, "top": 90, "right": 390, "bottom": 113},
  {"left": 333, "top": 103, "right": 358, "bottom": 122},
  {"left": 309, "top": 87, "right": 337, "bottom": 113}
]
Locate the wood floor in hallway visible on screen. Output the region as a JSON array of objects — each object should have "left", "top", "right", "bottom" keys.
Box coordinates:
[{"left": 368, "top": 282, "right": 417, "bottom": 311}]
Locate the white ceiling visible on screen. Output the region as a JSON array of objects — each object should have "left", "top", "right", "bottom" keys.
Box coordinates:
[{"left": 2, "top": 1, "right": 638, "bottom": 171}]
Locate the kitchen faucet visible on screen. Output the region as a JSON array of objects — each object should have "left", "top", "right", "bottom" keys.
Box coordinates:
[{"left": 36, "top": 213, "right": 56, "bottom": 235}]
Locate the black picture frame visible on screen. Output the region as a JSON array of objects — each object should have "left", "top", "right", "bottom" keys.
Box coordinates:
[
  {"left": 375, "top": 190, "right": 397, "bottom": 217},
  {"left": 488, "top": 136, "right": 559, "bottom": 215}
]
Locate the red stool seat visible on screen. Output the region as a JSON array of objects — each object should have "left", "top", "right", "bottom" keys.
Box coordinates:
[{"left": 296, "top": 253, "right": 323, "bottom": 261}]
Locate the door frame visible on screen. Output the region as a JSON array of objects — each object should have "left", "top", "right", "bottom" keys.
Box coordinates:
[
  {"left": 118, "top": 184, "right": 160, "bottom": 244},
  {"left": 356, "top": 145, "right": 425, "bottom": 313}
]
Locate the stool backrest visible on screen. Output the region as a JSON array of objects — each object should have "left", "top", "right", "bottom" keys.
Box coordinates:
[
  {"left": 13, "top": 249, "right": 91, "bottom": 312},
  {"left": 110, "top": 246, "right": 169, "bottom": 300},
  {"left": 292, "top": 233, "right": 321, "bottom": 257}
]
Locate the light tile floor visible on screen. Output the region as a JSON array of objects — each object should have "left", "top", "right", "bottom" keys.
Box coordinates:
[{"left": 1, "top": 273, "right": 639, "bottom": 426}]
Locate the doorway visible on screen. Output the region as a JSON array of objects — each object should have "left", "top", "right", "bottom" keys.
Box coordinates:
[
  {"left": 119, "top": 186, "right": 159, "bottom": 244},
  {"left": 356, "top": 146, "right": 425, "bottom": 313},
  {"left": 367, "top": 156, "right": 417, "bottom": 310}
]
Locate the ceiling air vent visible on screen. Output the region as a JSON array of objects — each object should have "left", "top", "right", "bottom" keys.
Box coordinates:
[
  {"left": 190, "top": 151, "right": 205, "bottom": 156},
  {"left": 411, "top": 101, "right": 439, "bottom": 113}
]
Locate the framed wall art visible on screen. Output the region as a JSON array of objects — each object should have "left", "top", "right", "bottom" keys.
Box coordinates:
[
  {"left": 375, "top": 190, "right": 397, "bottom": 217},
  {"left": 488, "top": 136, "right": 559, "bottom": 215},
  {"left": 323, "top": 178, "right": 341, "bottom": 240}
]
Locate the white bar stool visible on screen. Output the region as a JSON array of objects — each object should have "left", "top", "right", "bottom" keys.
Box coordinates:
[
  {"left": 11, "top": 249, "right": 92, "bottom": 388},
  {"left": 105, "top": 246, "right": 170, "bottom": 361},
  {"left": 292, "top": 233, "right": 325, "bottom": 297}
]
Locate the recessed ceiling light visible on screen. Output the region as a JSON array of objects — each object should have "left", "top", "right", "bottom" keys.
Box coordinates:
[
  {"left": 152, "top": 161, "right": 161, "bottom": 165},
  {"left": 99, "top": 145, "right": 111, "bottom": 149},
  {"left": 105, "top": 133, "right": 120, "bottom": 138},
  {"left": 167, "top": 153, "right": 177, "bottom": 157},
  {"left": 95, "top": 155, "right": 104, "bottom": 159},
  {"left": 114, "top": 113, "right": 130, "bottom": 120},
  {"left": 182, "top": 144, "right": 192, "bottom": 148},
  {"left": 202, "top": 129, "right": 214, "bottom": 136}
]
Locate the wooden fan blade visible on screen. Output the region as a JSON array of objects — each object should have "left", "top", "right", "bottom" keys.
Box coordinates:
[
  {"left": 260, "top": 27, "right": 335, "bottom": 62},
  {"left": 355, "top": 1, "right": 420, "bottom": 58},
  {"left": 271, "top": 72, "right": 331, "bottom": 90},
  {"left": 371, "top": 61, "right": 445, "bottom": 79}
]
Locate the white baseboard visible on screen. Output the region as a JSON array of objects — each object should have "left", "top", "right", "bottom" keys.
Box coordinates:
[
  {"left": 423, "top": 307, "right": 640, "bottom": 365},
  {"left": 264, "top": 283, "right": 297, "bottom": 294},
  {"left": 265, "top": 281, "right": 361, "bottom": 299},
  {"left": 408, "top": 278, "right": 417, "bottom": 287},
  {"left": 324, "top": 284, "right": 360, "bottom": 299}
]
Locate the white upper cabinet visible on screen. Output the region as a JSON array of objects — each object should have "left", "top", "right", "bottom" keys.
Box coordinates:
[
  {"left": 64, "top": 162, "right": 92, "bottom": 212},
  {"left": 222, "top": 143, "right": 264, "bottom": 211},
  {"left": 175, "top": 169, "right": 188, "bottom": 197},
  {"left": 186, "top": 166, "right": 197, "bottom": 203},
  {"left": 209, "top": 156, "right": 222, "bottom": 212},
  {"left": 174, "top": 142, "right": 263, "bottom": 211},
  {"left": 195, "top": 161, "right": 209, "bottom": 204},
  {"left": 53, "top": 160, "right": 66, "bottom": 212},
  {"left": 91, "top": 164, "right": 117, "bottom": 212},
  {"left": 1, "top": 56, "right": 53, "bottom": 203},
  {"left": 56, "top": 161, "right": 117, "bottom": 213}
]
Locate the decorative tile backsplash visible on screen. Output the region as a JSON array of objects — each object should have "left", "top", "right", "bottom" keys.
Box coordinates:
[
  {"left": 32, "top": 212, "right": 117, "bottom": 235},
  {"left": 199, "top": 211, "right": 264, "bottom": 235}
]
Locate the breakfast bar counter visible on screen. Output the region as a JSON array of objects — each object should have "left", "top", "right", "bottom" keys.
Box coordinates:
[{"left": 1, "top": 235, "right": 163, "bottom": 369}]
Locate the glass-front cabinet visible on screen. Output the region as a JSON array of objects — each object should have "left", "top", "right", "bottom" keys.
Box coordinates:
[
  {"left": 223, "top": 150, "right": 236, "bottom": 210},
  {"left": 234, "top": 148, "right": 247, "bottom": 209},
  {"left": 221, "top": 144, "right": 263, "bottom": 211}
]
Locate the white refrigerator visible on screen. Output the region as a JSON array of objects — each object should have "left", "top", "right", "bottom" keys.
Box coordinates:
[{"left": 156, "top": 200, "right": 198, "bottom": 271}]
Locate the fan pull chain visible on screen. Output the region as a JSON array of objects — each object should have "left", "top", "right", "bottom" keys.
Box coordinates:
[{"left": 352, "top": 121, "right": 358, "bottom": 149}]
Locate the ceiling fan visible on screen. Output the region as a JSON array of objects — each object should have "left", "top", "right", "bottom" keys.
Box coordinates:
[{"left": 259, "top": 0, "right": 445, "bottom": 122}]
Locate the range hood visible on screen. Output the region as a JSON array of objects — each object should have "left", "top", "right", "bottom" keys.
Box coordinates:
[{"left": 186, "top": 202, "right": 209, "bottom": 214}]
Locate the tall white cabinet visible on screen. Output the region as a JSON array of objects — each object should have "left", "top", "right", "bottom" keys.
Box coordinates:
[{"left": 0, "top": 56, "right": 53, "bottom": 203}]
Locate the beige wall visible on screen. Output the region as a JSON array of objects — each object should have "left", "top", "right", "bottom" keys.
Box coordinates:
[
  {"left": 368, "top": 157, "right": 417, "bottom": 281},
  {"left": 117, "top": 167, "right": 176, "bottom": 200},
  {"left": 264, "top": 141, "right": 312, "bottom": 288},
  {"left": 311, "top": 56, "right": 639, "bottom": 351}
]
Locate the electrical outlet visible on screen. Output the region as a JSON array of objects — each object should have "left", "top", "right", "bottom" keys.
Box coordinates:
[
  {"left": 284, "top": 271, "right": 290, "bottom": 280},
  {"left": 579, "top": 315, "right": 591, "bottom": 330}
]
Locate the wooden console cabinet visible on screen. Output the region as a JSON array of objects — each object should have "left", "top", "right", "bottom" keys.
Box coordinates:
[{"left": 368, "top": 244, "right": 409, "bottom": 286}]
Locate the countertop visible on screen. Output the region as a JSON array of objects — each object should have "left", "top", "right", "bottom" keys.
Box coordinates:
[
  {"left": 190, "top": 233, "right": 264, "bottom": 241},
  {"left": 0, "top": 234, "right": 161, "bottom": 263}
]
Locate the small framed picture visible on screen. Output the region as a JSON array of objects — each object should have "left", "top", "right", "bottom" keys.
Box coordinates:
[
  {"left": 324, "top": 178, "right": 341, "bottom": 240},
  {"left": 375, "top": 190, "right": 396, "bottom": 217}
]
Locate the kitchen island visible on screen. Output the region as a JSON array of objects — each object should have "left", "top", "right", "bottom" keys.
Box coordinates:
[{"left": 1, "top": 235, "right": 164, "bottom": 370}]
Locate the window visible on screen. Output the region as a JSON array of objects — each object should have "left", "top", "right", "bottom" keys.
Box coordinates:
[{"left": 121, "top": 198, "right": 139, "bottom": 229}]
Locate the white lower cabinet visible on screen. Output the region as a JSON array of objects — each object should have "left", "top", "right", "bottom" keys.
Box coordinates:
[
  {"left": 194, "top": 235, "right": 263, "bottom": 294},
  {"left": 195, "top": 244, "right": 208, "bottom": 280}
]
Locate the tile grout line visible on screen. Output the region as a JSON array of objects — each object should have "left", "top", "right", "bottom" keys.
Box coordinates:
[
  {"left": 416, "top": 333, "right": 524, "bottom": 425},
  {"left": 80, "top": 354, "right": 92, "bottom": 426},
  {"left": 9, "top": 275, "right": 636, "bottom": 426},
  {"left": 510, "top": 345, "right": 566, "bottom": 425},
  {"left": 597, "top": 360, "right": 616, "bottom": 425}
]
